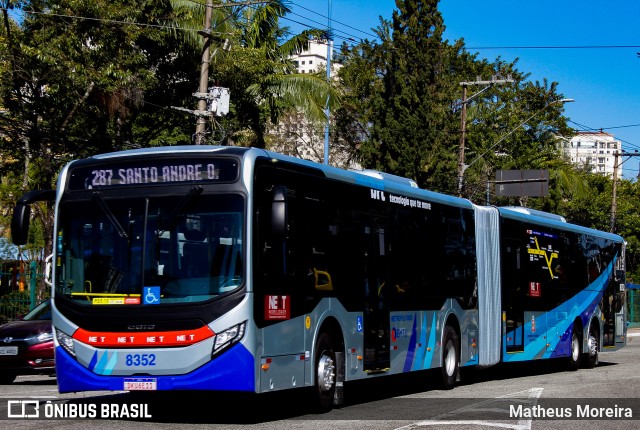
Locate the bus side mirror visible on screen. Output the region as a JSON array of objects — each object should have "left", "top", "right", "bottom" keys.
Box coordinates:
[
  {"left": 11, "top": 203, "right": 31, "bottom": 245},
  {"left": 271, "top": 185, "right": 288, "bottom": 237},
  {"left": 11, "top": 190, "right": 56, "bottom": 245}
]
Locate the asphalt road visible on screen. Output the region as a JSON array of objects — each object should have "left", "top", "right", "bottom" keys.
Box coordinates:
[{"left": 1, "top": 331, "right": 639, "bottom": 430}]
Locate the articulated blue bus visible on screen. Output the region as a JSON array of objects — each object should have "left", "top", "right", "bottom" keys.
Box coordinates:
[{"left": 11, "top": 146, "right": 626, "bottom": 411}]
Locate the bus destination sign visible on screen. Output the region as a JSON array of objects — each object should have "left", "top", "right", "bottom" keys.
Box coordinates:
[{"left": 68, "top": 158, "right": 239, "bottom": 190}]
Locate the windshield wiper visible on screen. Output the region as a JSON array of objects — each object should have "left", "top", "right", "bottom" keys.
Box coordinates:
[
  {"left": 92, "top": 192, "right": 128, "bottom": 239},
  {"left": 157, "top": 186, "right": 203, "bottom": 235}
]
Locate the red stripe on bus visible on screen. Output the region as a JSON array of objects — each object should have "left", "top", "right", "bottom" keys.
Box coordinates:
[{"left": 73, "top": 326, "right": 215, "bottom": 347}]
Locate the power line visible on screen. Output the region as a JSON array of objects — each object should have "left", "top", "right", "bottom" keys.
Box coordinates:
[
  {"left": 1, "top": 3, "right": 262, "bottom": 34},
  {"left": 287, "top": 1, "right": 378, "bottom": 40},
  {"left": 568, "top": 120, "right": 640, "bottom": 153},
  {"left": 465, "top": 45, "right": 640, "bottom": 50},
  {"left": 8, "top": 5, "right": 640, "bottom": 163},
  {"left": 594, "top": 123, "right": 640, "bottom": 131},
  {"left": 281, "top": 12, "right": 368, "bottom": 45}
]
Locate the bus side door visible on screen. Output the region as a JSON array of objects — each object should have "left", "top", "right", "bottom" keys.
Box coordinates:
[{"left": 362, "top": 221, "right": 391, "bottom": 372}]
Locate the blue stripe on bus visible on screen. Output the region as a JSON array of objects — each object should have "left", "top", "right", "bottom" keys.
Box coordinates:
[
  {"left": 502, "top": 261, "right": 612, "bottom": 362},
  {"left": 403, "top": 315, "right": 418, "bottom": 373},
  {"left": 423, "top": 313, "right": 437, "bottom": 369},
  {"left": 403, "top": 312, "right": 437, "bottom": 372},
  {"left": 55, "top": 343, "right": 255, "bottom": 393}
]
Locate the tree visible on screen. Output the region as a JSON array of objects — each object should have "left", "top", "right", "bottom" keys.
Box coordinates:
[
  {"left": 335, "top": 1, "right": 579, "bottom": 205},
  {"left": 170, "top": 0, "right": 336, "bottom": 148},
  {"left": 464, "top": 78, "right": 576, "bottom": 206},
  {"left": 356, "top": 0, "right": 459, "bottom": 191},
  {"left": 0, "top": 0, "right": 198, "bottom": 259},
  {"left": 333, "top": 25, "right": 390, "bottom": 169}
]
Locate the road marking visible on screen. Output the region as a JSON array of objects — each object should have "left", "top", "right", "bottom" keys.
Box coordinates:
[
  {"left": 0, "top": 395, "right": 58, "bottom": 399},
  {"left": 396, "top": 388, "right": 544, "bottom": 430}
]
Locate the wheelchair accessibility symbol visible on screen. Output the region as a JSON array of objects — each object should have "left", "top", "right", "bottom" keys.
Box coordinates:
[{"left": 143, "top": 286, "right": 161, "bottom": 305}]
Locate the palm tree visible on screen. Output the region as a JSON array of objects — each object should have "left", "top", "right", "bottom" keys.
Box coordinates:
[{"left": 169, "top": 0, "right": 337, "bottom": 147}]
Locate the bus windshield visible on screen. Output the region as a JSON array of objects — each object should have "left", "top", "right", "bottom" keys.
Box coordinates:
[{"left": 55, "top": 192, "right": 244, "bottom": 305}]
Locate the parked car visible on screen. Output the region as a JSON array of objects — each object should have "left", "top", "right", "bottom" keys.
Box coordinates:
[{"left": 0, "top": 299, "right": 54, "bottom": 383}]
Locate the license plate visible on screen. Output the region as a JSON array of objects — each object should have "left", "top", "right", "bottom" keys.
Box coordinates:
[
  {"left": 123, "top": 378, "right": 157, "bottom": 391},
  {"left": 0, "top": 346, "right": 18, "bottom": 356}
]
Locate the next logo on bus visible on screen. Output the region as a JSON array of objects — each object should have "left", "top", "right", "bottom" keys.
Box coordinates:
[{"left": 264, "top": 295, "right": 291, "bottom": 320}]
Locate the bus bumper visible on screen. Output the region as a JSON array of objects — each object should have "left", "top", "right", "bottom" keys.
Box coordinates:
[{"left": 55, "top": 343, "right": 255, "bottom": 393}]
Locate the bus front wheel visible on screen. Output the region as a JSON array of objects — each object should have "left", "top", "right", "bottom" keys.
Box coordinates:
[
  {"left": 441, "top": 325, "right": 459, "bottom": 389},
  {"left": 313, "top": 332, "right": 336, "bottom": 412}
]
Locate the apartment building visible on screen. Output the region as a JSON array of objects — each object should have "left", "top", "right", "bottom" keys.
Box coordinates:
[
  {"left": 562, "top": 131, "right": 622, "bottom": 179},
  {"left": 290, "top": 38, "right": 341, "bottom": 75}
]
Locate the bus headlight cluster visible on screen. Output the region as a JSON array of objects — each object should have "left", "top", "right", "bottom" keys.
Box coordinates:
[
  {"left": 212, "top": 321, "right": 246, "bottom": 358},
  {"left": 56, "top": 329, "right": 76, "bottom": 357}
]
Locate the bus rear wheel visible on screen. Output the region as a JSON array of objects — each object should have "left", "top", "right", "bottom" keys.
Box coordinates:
[
  {"left": 441, "top": 325, "right": 459, "bottom": 389},
  {"left": 313, "top": 332, "right": 336, "bottom": 412},
  {"left": 583, "top": 327, "right": 599, "bottom": 369},
  {"left": 568, "top": 330, "right": 581, "bottom": 370}
]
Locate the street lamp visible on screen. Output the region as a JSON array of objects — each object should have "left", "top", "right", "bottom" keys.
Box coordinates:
[{"left": 460, "top": 98, "right": 575, "bottom": 193}]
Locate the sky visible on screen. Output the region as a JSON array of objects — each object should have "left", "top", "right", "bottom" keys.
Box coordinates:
[{"left": 284, "top": 0, "right": 640, "bottom": 180}]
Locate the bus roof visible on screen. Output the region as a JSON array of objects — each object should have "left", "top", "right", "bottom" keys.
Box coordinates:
[
  {"left": 65, "top": 146, "right": 622, "bottom": 242},
  {"left": 83, "top": 145, "right": 251, "bottom": 160},
  {"left": 498, "top": 206, "right": 624, "bottom": 242},
  {"left": 255, "top": 148, "right": 475, "bottom": 210}
]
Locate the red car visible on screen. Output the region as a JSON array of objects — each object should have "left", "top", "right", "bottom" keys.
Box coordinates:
[{"left": 0, "top": 300, "right": 54, "bottom": 383}]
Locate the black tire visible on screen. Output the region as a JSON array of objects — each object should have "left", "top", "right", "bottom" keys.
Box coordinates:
[
  {"left": 441, "top": 325, "right": 459, "bottom": 389},
  {"left": 568, "top": 330, "right": 581, "bottom": 371},
  {"left": 313, "top": 332, "right": 336, "bottom": 412},
  {"left": 583, "top": 326, "right": 599, "bottom": 369},
  {"left": 0, "top": 372, "right": 16, "bottom": 384}
]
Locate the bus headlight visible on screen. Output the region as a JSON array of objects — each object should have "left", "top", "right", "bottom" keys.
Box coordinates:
[
  {"left": 56, "top": 329, "right": 76, "bottom": 357},
  {"left": 212, "top": 321, "right": 246, "bottom": 358}
]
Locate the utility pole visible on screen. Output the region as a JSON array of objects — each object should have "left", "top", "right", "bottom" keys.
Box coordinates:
[
  {"left": 457, "top": 83, "right": 468, "bottom": 195},
  {"left": 323, "top": 0, "right": 333, "bottom": 165},
  {"left": 457, "top": 76, "right": 513, "bottom": 196},
  {"left": 610, "top": 151, "right": 619, "bottom": 232},
  {"left": 609, "top": 150, "right": 640, "bottom": 232},
  {"left": 194, "top": 0, "right": 214, "bottom": 145}
]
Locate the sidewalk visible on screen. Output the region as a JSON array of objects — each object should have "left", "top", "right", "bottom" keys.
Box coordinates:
[{"left": 628, "top": 325, "right": 640, "bottom": 338}]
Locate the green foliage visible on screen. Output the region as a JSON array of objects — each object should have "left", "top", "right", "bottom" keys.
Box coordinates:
[
  {"left": 0, "top": 291, "right": 31, "bottom": 324},
  {"left": 357, "top": 0, "right": 460, "bottom": 192},
  {"left": 215, "top": 3, "right": 335, "bottom": 147},
  {"left": 561, "top": 174, "right": 640, "bottom": 281},
  {"left": 608, "top": 180, "right": 640, "bottom": 283},
  {"left": 1, "top": 0, "right": 639, "bottom": 281}
]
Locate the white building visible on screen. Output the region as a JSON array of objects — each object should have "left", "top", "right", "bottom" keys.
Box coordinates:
[
  {"left": 268, "top": 39, "right": 358, "bottom": 169},
  {"left": 562, "top": 131, "right": 622, "bottom": 179},
  {"left": 290, "top": 39, "right": 342, "bottom": 75}
]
